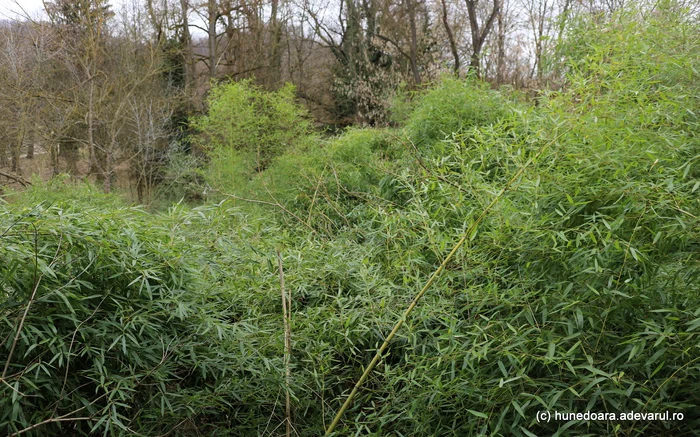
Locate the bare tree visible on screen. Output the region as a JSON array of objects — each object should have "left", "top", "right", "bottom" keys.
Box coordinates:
[
  {"left": 0, "top": 21, "right": 51, "bottom": 176},
  {"left": 465, "top": 0, "right": 500, "bottom": 77},
  {"left": 439, "top": 0, "right": 461, "bottom": 75}
]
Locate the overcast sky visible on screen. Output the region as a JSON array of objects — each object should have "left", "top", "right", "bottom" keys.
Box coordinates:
[
  {"left": 0, "top": 0, "right": 50, "bottom": 20},
  {"left": 0, "top": 0, "right": 135, "bottom": 22},
  {"left": 0, "top": 0, "right": 214, "bottom": 37}
]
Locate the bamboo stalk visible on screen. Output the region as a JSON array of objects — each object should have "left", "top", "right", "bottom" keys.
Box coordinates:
[
  {"left": 324, "top": 128, "right": 567, "bottom": 435},
  {"left": 2, "top": 226, "right": 40, "bottom": 380},
  {"left": 277, "top": 250, "right": 292, "bottom": 437}
]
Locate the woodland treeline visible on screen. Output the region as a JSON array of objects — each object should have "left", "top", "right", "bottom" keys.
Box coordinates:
[{"left": 1, "top": 0, "right": 697, "bottom": 201}]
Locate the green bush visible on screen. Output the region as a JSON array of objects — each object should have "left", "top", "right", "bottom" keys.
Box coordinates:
[
  {"left": 404, "top": 77, "right": 516, "bottom": 149},
  {"left": 0, "top": 186, "right": 285, "bottom": 436},
  {"left": 210, "top": 126, "right": 401, "bottom": 235},
  {"left": 335, "top": 8, "right": 700, "bottom": 435},
  {"left": 193, "top": 80, "right": 314, "bottom": 190}
]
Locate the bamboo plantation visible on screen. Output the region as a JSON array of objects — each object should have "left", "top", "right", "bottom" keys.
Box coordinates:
[{"left": 1, "top": 5, "right": 699, "bottom": 437}]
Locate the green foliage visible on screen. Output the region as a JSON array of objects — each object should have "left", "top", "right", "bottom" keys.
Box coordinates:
[
  {"left": 3, "top": 176, "right": 127, "bottom": 210},
  {"left": 153, "top": 151, "right": 209, "bottom": 206},
  {"left": 3, "top": 6, "right": 700, "bottom": 436},
  {"left": 329, "top": 8, "right": 699, "bottom": 434},
  {"left": 388, "top": 82, "right": 418, "bottom": 126},
  {"left": 192, "top": 80, "right": 313, "bottom": 190},
  {"left": 404, "top": 77, "right": 515, "bottom": 149},
  {"left": 365, "top": 113, "right": 699, "bottom": 435},
  {"left": 0, "top": 187, "right": 285, "bottom": 436},
  {"left": 204, "top": 124, "right": 401, "bottom": 235}
]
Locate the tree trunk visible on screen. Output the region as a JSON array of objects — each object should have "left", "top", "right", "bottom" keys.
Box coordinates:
[
  {"left": 440, "top": 0, "right": 460, "bottom": 76},
  {"left": 11, "top": 117, "right": 25, "bottom": 173},
  {"left": 88, "top": 80, "right": 98, "bottom": 176},
  {"left": 49, "top": 141, "right": 59, "bottom": 177},
  {"left": 407, "top": 0, "right": 422, "bottom": 85},
  {"left": 103, "top": 140, "right": 113, "bottom": 193},
  {"left": 465, "top": 0, "right": 500, "bottom": 78},
  {"left": 179, "top": 0, "right": 200, "bottom": 111},
  {"left": 496, "top": 8, "right": 506, "bottom": 84},
  {"left": 26, "top": 128, "right": 34, "bottom": 160},
  {"left": 208, "top": 0, "right": 218, "bottom": 79},
  {"left": 533, "top": 0, "right": 548, "bottom": 82},
  {"left": 60, "top": 140, "right": 80, "bottom": 175},
  {"left": 0, "top": 133, "right": 7, "bottom": 166},
  {"left": 269, "top": 0, "right": 283, "bottom": 87}
]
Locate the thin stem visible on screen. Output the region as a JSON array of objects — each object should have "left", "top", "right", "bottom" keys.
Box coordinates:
[
  {"left": 224, "top": 193, "right": 317, "bottom": 234},
  {"left": 8, "top": 417, "right": 92, "bottom": 437},
  {"left": 2, "top": 225, "right": 41, "bottom": 380},
  {"left": 278, "top": 249, "right": 292, "bottom": 437}
]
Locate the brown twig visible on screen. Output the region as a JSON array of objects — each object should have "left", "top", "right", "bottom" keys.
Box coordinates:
[
  {"left": 8, "top": 417, "right": 92, "bottom": 437},
  {"left": 0, "top": 170, "right": 31, "bottom": 187},
  {"left": 7, "top": 388, "right": 113, "bottom": 437},
  {"left": 224, "top": 193, "right": 317, "bottom": 234}
]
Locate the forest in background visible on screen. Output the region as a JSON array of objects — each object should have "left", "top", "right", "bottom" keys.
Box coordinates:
[
  {"left": 1, "top": 0, "right": 699, "bottom": 436},
  {"left": 1, "top": 0, "right": 697, "bottom": 199}
]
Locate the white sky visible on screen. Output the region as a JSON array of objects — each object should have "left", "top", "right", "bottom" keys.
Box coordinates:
[
  {"left": 0, "top": 0, "right": 50, "bottom": 20},
  {"left": 0, "top": 0, "right": 219, "bottom": 38},
  {"left": 0, "top": 0, "right": 214, "bottom": 38},
  {"left": 0, "top": 0, "right": 131, "bottom": 21}
]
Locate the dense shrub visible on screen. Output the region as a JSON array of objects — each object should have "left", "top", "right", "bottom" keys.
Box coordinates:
[
  {"left": 0, "top": 186, "right": 286, "bottom": 436},
  {"left": 193, "top": 80, "right": 314, "bottom": 190},
  {"left": 404, "top": 77, "right": 516, "bottom": 149},
  {"left": 333, "top": 8, "right": 700, "bottom": 436}
]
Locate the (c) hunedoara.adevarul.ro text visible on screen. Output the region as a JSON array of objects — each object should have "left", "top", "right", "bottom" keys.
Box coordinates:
[{"left": 536, "top": 410, "right": 685, "bottom": 423}]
